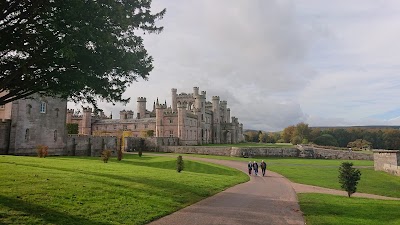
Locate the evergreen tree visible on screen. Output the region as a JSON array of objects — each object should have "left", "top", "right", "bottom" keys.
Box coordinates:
[{"left": 338, "top": 162, "right": 361, "bottom": 197}]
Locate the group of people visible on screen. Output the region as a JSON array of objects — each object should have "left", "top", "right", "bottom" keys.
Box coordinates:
[{"left": 247, "top": 160, "right": 267, "bottom": 176}]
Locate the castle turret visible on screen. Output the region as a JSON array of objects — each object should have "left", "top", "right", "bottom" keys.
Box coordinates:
[
  {"left": 66, "top": 109, "right": 74, "bottom": 123},
  {"left": 171, "top": 88, "right": 177, "bottom": 113},
  {"left": 193, "top": 86, "right": 199, "bottom": 96},
  {"left": 212, "top": 96, "right": 221, "bottom": 144},
  {"left": 82, "top": 107, "right": 92, "bottom": 135},
  {"left": 177, "top": 102, "right": 187, "bottom": 139},
  {"left": 227, "top": 108, "right": 231, "bottom": 123},
  {"left": 137, "top": 97, "right": 146, "bottom": 119},
  {"left": 155, "top": 101, "right": 165, "bottom": 137},
  {"left": 220, "top": 101, "right": 227, "bottom": 123}
]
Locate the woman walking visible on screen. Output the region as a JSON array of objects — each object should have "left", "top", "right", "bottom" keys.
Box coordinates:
[
  {"left": 253, "top": 161, "right": 259, "bottom": 176},
  {"left": 247, "top": 161, "right": 253, "bottom": 175}
]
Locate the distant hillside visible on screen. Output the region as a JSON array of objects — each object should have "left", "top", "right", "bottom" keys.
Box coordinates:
[{"left": 311, "top": 125, "right": 400, "bottom": 130}]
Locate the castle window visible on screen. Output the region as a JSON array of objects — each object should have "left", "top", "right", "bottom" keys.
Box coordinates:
[
  {"left": 25, "top": 129, "right": 30, "bottom": 141},
  {"left": 169, "top": 119, "right": 173, "bottom": 124},
  {"left": 55, "top": 108, "right": 59, "bottom": 117},
  {"left": 169, "top": 130, "right": 174, "bottom": 137},
  {"left": 54, "top": 130, "right": 57, "bottom": 141},
  {"left": 26, "top": 104, "right": 32, "bottom": 114},
  {"left": 40, "top": 102, "right": 47, "bottom": 113}
]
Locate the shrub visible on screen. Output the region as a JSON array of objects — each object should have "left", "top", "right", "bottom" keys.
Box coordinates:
[
  {"left": 138, "top": 149, "right": 143, "bottom": 157},
  {"left": 101, "top": 150, "right": 112, "bottom": 163},
  {"left": 66, "top": 123, "right": 79, "bottom": 134},
  {"left": 176, "top": 155, "right": 184, "bottom": 173},
  {"left": 338, "top": 162, "right": 361, "bottom": 197},
  {"left": 117, "top": 149, "right": 123, "bottom": 161},
  {"left": 36, "top": 145, "right": 48, "bottom": 158}
]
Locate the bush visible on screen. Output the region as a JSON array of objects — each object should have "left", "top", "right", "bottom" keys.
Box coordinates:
[
  {"left": 138, "top": 149, "right": 143, "bottom": 157},
  {"left": 338, "top": 162, "right": 361, "bottom": 197},
  {"left": 101, "top": 150, "right": 112, "bottom": 163},
  {"left": 66, "top": 123, "right": 79, "bottom": 134},
  {"left": 117, "top": 149, "right": 123, "bottom": 161},
  {"left": 36, "top": 145, "right": 48, "bottom": 158},
  {"left": 176, "top": 155, "right": 184, "bottom": 173}
]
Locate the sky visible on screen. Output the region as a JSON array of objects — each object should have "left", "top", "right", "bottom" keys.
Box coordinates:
[{"left": 69, "top": 0, "right": 400, "bottom": 131}]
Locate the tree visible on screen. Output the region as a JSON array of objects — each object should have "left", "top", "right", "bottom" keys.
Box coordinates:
[
  {"left": 176, "top": 155, "right": 184, "bottom": 173},
  {"left": 66, "top": 123, "right": 78, "bottom": 134},
  {"left": 281, "top": 125, "right": 295, "bottom": 143},
  {"left": 338, "top": 162, "right": 361, "bottom": 197},
  {"left": 314, "top": 134, "right": 339, "bottom": 147},
  {"left": 347, "top": 139, "right": 372, "bottom": 150},
  {"left": 294, "top": 122, "right": 311, "bottom": 143},
  {"left": 258, "top": 132, "right": 267, "bottom": 143},
  {"left": 0, "top": 1, "right": 166, "bottom": 107}
]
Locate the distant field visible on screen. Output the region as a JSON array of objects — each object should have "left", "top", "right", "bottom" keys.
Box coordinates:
[
  {"left": 200, "top": 142, "right": 294, "bottom": 148},
  {"left": 0, "top": 155, "right": 248, "bottom": 225}
]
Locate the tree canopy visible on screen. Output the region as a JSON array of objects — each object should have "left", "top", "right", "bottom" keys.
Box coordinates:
[{"left": 0, "top": 0, "right": 165, "bottom": 107}]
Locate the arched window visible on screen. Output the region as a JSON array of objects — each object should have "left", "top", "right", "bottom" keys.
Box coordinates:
[
  {"left": 25, "top": 129, "right": 30, "bottom": 141},
  {"left": 40, "top": 101, "right": 47, "bottom": 113},
  {"left": 26, "top": 104, "right": 32, "bottom": 114},
  {"left": 54, "top": 130, "right": 57, "bottom": 141}
]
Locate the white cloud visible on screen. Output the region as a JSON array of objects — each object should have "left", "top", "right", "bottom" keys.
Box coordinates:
[{"left": 69, "top": 0, "right": 400, "bottom": 131}]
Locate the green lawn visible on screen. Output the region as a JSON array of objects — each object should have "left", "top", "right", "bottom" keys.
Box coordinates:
[
  {"left": 299, "top": 193, "right": 400, "bottom": 225},
  {"left": 0, "top": 155, "right": 248, "bottom": 225},
  {"left": 161, "top": 153, "right": 400, "bottom": 198},
  {"left": 199, "top": 142, "right": 294, "bottom": 148}
]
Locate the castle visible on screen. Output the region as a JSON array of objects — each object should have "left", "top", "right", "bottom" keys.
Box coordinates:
[
  {"left": 67, "top": 87, "right": 244, "bottom": 145},
  {"left": 0, "top": 87, "right": 244, "bottom": 155}
]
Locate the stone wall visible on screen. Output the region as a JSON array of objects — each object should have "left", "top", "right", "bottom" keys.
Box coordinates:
[
  {"left": 373, "top": 150, "right": 400, "bottom": 176},
  {"left": 66, "top": 135, "right": 118, "bottom": 156},
  {"left": 153, "top": 145, "right": 373, "bottom": 160},
  {"left": 0, "top": 119, "right": 11, "bottom": 154}
]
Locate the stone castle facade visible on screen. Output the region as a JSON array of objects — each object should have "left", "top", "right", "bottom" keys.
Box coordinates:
[{"left": 67, "top": 87, "right": 244, "bottom": 145}]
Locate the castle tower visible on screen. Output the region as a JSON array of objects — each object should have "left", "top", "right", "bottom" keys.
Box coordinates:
[
  {"left": 155, "top": 101, "right": 165, "bottom": 137},
  {"left": 212, "top": 96, "right": 221, "bottom": 144},
  {"left": 227, "top": 108, "right": 231, "bottom": 123},
  {"left": 66, "top": 109, "right": 74, "bottom": 123},
  {"left": 177, "top": 102, "right": 187, "bottom": 139},
  {"left": 193, "top": 86, "right": 199, "bottom": 96},
  {"left": 136, "top": 97, "right": 146, "bottom": 119},
  {"left": 220, "top": 101, "right": 227, "bottom": 123},
  {"left": 171, "top": 88, "right": 177, "bottom": 113},
  {"left": 120, "top": 110, "right": 127, "bottom": 120},
  {"left": 82, "top": 107, "right": 92, "bottom": 135}
]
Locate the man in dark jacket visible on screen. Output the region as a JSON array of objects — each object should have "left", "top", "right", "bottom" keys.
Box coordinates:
[
  {"left": 260, "top": 160, "right": 267, "bottom": 176},
  {"left": 247, "top": 161, "right": 253, "bottom": 175}
]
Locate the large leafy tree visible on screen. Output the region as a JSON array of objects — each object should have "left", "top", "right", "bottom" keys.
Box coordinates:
[{"left": 0, "top": 0, "right": 165, "bottom": 106}]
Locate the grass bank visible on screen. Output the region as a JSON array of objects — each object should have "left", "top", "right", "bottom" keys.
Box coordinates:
[
  {"left": 0, "top": 154, "right": 248, "bottom": 225},
  {"left": 299, "top": 193, "right": 400, "bottom": 225},
  {"left": 160, "top": 153, "right": 400, "bottom": 198},
  {"left": 199, "top": 142, "right": 293, "bottom": 148}
]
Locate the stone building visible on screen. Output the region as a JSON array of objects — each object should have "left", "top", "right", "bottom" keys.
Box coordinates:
[
  {"left": 68, "top": 87, "right": 244, "bottom": 145},
  {"left": 373, "top": 150, "right": 400, "bottom": 176},
  {"left": 0, "top": 94, "right": 67, "bottom": 155}
]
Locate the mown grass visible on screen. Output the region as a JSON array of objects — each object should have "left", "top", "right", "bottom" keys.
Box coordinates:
[
  {"left": 162, "top": 153, "right": 400, "bottom": 198},
  {"left": 0, "top": 154, "right": 248, "bottom": 225},
  {"left": 298, "top": 193, "right": 400, "bottom": 225},
  {"left": 199, "top": 142, "right": 294, "bottom": 148}
]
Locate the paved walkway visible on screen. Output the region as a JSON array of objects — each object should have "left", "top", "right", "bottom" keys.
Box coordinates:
[
  {"left": 148, "top": 156, "right": 305, "bottom": 225},
  {"left": 145, "top": 154, "right": 400, "bottom": 225}
]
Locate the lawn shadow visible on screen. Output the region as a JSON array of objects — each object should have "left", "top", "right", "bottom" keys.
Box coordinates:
[{"left": 0, "top": 195, "right": 111, "bottom": 225}]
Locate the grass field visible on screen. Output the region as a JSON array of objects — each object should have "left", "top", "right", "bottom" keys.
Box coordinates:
[
  {"left": 0, "top": 154, "right": 248, "bottom": 225},
  {"left": 199, "top": 142, "right": 294, "bottom": 148},
  {"left": 161, "top": 153, "right": 400, "bottom": 198},
  {"left": 299, "top": 193, "right": 400, "bottom": 225}
]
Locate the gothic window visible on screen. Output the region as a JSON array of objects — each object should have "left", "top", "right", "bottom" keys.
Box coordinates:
[
  {"left": 26, "top": 104, "right": 32, "bottom": 114},
  {"left": 55, "top": 108, "right": 59, "bottom": 117},
  {"left": 40, "top": 101, "right": 47, "bottom": 113},
  {"left": 54, "top": 130, "right": 57, "bottom": 141},
  {"left": 25, "top": 129, "right": 30, "bottom": 141}
]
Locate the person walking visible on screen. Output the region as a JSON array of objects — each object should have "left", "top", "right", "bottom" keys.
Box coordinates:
[
  {"left": 260, "top": 160, "right": 267, "bottom": 176},
  {"left": 247, "top": 161, "right": 253, "bottom": 175},
  {"left": 253, "top": 161, "right": 259, "bottom": 176}
]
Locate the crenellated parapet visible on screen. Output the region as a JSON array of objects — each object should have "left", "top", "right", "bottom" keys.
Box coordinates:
[
  {"left": 82, "top": 107, "right": 92, "bottom": 113},
  {"left": 137, "top": 97, "right": 146, "bottom": 102}
]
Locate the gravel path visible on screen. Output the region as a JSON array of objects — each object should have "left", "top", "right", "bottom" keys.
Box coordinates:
[{"left": 143, "top": 154, "right": 399, "bottom": 225}]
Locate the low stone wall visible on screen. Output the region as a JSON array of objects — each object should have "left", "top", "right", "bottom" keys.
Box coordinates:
[
  {"left": 383, "top": 164, "right": 400, "bottom": 176},
  {"left": 67, "top": 135, "right": 118, "bottom": 156},
  {"left": 154, "top": 145, "right": 373, "bottom": 161}
]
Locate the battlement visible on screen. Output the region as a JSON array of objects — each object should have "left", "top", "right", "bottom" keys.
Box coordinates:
[
  {"left": 220, "top": 100, "right": 227, "bottom": 105},
  {"left": 67, "top": 109, "right": 75, "bottom": 113},
  {"left": 212, "top": 96, "right": 220, "bottom": 100},
  {"left": 201, "top": 91, "right": 206, "bottom": 95},
  {"left": 227, "top": 108, "right": 230, "bottom": 111},
  {"left": 177, "top": 93, "right": 192, "bottom": 96},
  {"left": 163, "top": 111, "right": 178, "bottom": 116},
  {"left": 156, "top": 103, "right": 167, "bottom": 109},
  {"left": 171, "top": 88, "right": 177, "bottom": 92},
  {"left": 82, "top": 107, "right": 92, "bottom": 113},
  {"left": 137, "top": 97, "right": 146, "bottom": 102}
]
